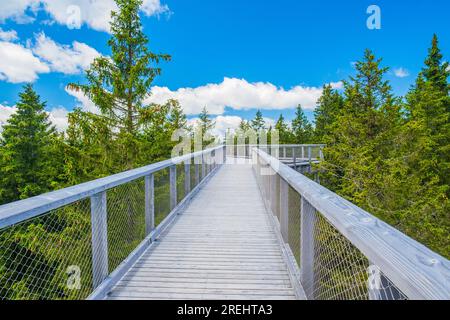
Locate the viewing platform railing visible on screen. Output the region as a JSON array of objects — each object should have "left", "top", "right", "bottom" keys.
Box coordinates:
[
  {"left": 0, "top": 144, "right": 449, "bottom": 300},
  {"left": 0, "top": 146, "right": 225, "bottom": 300},
  {"left": 252, "top": 147, "right": 450, "bottom": 300}
]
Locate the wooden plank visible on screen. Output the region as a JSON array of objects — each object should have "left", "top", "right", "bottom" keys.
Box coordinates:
[
  {"left": 107, "top": 163, "right": 299, "bottom": 300},
  {"left": 116, "top": 281, "right": 292, "bottom": 290}
]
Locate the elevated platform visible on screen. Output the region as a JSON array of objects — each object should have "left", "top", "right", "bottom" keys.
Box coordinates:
[{"left": 107, "top": 163, "right": 299, "bottom": 300}]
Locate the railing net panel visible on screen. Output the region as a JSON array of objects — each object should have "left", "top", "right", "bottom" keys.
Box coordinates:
[
  {"left": 106, "top": 178, "right": 146, "bottom": 273},
  {"left": 0, "top": 199, "right": 92, "bottom": 300}
]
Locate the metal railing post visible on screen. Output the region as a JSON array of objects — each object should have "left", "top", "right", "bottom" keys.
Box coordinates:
[
  {"left": 308, "top": 146, "right": 312, "bottom": 173},
  {"left": 300, "top": 197, "right": 317, "bottom": 299},
  {"left": 223, "top": 145, "right": 226, "bottom": 164},
  {"left": 90, "top": 191, "right": 109, "bottom": 288},
  {"left": 201, "top": 154, "right": 206, "bottom": 178},
  {"left": 145, "top": 174, "right": 154, "bottom": 236},
  {"left": 270, "top": 170, "right": 277, "bottom": 215},
  {"left": 184, "top": 162, "right": 191, "bottom": 195},
  {"left": 170, "top": 165, "right": 177, "bottom": 210},
  {"left": 283, "top": 146, "right": 286, "bottom": 159},
  {"left": 280, "top": 178, "right": 289, "bottom": 243},
  {"left": 293, "top": 147, "right": 297, "bottom": 170},
  {"left": 195, "top": 158, "right": 200, "bottom": 185}
]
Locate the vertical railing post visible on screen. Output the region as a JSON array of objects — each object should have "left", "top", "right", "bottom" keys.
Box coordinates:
[
  {"left": 195, "top": 157, "right": 200, "bottom": 185},
  {"left": 170, "top": 165, "right": 177, "bottom": 210},
  {"left": 280, "top": 178, "right": 289, "bottom": 243},
  {"left": 368, "top": 262, "right": 381, "bottom": 300},
  {"left": 300, "top": 197, "right": 317, "bottom": 299},
  {"left": 90, "top": 191, "right": 109, "bottom": 288},
  {"left": 301, "top": 146, "right": 305, "bottom": 159},
  {"left": 293, "top": 147, "right": 297, "bottom": 170},
  {"left": 319, "top": 146, "right": 324, "bottom": 161},
  {"left": 308, "top": 146, "right": 312, "bottom": 173},
  {"left": 201, "top": 153, "right": 206, "bottom": 179},
  {"left": 283, "top": 146, "right": 286, "bottom": 159},
  {"left": 184, "top": 162, "right": 191, "bottom": 195},
  {"left": 223, "top": 145, "right": 226, "bottom": 164},
  {"left": 145, "top": 174, "right": 154, "bottom": 236},
  {"left": 270, "top": 170, "right": 277, "bottom": 215}
]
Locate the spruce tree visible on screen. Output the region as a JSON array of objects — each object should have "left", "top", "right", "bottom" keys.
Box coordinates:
[
  {"left": 167, "top": 99, "right": 188, "bottom": 131},
  {"left": 292, "top": 105, "right": 313, "bottom": 143},
  {"left": 0, "top": 84, "right": 58, "bottom": 204},
  {"left": 69, "top": 0, "right": 170, "bottom": 134},
  {"left": 275, "top": 114, "right": 293, "bottom": 144},
  {"left": 198, "top": 107, "right": 216, "bottom": 147},
  {"left": 251, "top": 110, "right": 265, "bottom": 132},
  {"left": 314, "top": 85, "right": 344, "bottom": 142}
]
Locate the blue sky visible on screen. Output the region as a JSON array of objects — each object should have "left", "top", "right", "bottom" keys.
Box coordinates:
[{"left": 0, "top": 0, "right": 449, "bottom": 131}]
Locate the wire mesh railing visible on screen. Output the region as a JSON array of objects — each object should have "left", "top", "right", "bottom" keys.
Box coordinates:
[
  {"left": 0, "top": 146, "right": 225, "bottom": 300},
  {"left": 253, "top": 147, "right": 450, "bottom": 300}
]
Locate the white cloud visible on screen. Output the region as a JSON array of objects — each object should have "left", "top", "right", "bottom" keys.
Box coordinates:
[
  {"left": 0, "top": 104, "right": 17, "bottom": 132},
  {"left": 0, "top": 41, "right": 50, "bottom": 83},
  {"left": 0, "top": 28, "right": 18, "bottom": 41},
  {"left": 0, "top": 31, "right": 100, "bottom": 83},
  {"left": 393, "top": 67, "right": 410, "bottom": 78},
  {"left": 329, "top": 81, "right": 343, "bottom": 90},
  {"left": 65, "top": 87, "right": 100, "bottom": 114},
  {"left": 0, "top": 0, "right": 38, "bottom": 23},
  {"left": 47, "top": 107, "right": 69, "bottom": 131},
  {"left": 33, "top": 33, "right": 100, "bottom": 74},
  {"left": 146, "top": 77, "right": 331, "bottom": 115},
  {"left": 0, "top": 104, "right": 68, "bottom": 133},
  {"left": 0, "top": 0, "right": 170, "bottom": 32}
]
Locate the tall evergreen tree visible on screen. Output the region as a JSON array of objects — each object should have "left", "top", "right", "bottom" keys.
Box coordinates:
[
  {"left": 238, "top": 119, "right": 251, "bottom": 132},
  {"left": 0, "top": 84, "right": 60, "bottom": 204},
  {"left": 292, "top": 105, "right": 313, "bottom": 143},
  {"left": 167, "top": 99, "right": 189, "bottom": 131},
  {"left": 275, "top": 114, "right": 293, "bottom": 144},
  {"left": 251, "top": 110, "right": 265, "bottom": 132},
  {"left": 66, "top": 0, "right": 171, "bottom": 170},
  {"left": 68, "top": 0, "right": 170, "bottom": 135},
  {"left": 314, "top": 85, "right": 344, "bottom": 142},
  {"left": 198, "top": 107, "right": 216, "bottom": 147}
]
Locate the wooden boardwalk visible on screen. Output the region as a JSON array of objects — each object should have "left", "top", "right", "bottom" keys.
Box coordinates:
[{"left": 107, "top": 163, "right": 298, "bottom": 300}]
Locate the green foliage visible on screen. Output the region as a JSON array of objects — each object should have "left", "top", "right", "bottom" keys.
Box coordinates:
[
  {"left": 275, "top": 114, "right": 293, "bottom": 144},
  {"left": 0, "top": 84, "right": 63, "bottom": 204},
  {"left": 251, "top": 110, "right": 266, "bottom": 132},
  {"left": 292, "top": 104, "right": 313, "bottom": 143},
  {"left": 197, "top": 106, "right": 216, "bottom": 147},
  {"left": 318, "top": 43, "right": 449, "bottom": 258},
  {"left": 314, "top": 85, "right": 344, "bottom": 142}
]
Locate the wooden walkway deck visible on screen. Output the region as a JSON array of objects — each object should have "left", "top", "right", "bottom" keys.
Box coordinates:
[{"left": 107, "top": 163, "right": 298, "bottom": 300}]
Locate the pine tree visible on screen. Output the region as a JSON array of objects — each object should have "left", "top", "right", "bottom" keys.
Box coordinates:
[
  {"left": 238, "top": 119, "right": 251, "bottom": 132},
  {"left": 292, "top": 105, "right": 313, "bottom": 143},
  {"left": 314, "top": 85, "right": 344, "bottom": 142},
  {"left": 68, "top": 0, "right": 170, "bottom": 134},
  {"left": 66, "top": 0, "right": 171, "bottom": 170},
  {"left": 275, "top": 114, "right": 293, "bottom": 144},
  {"left": 251, "top": 110, "right": 265, "bottom": 132},
  {"left": 0, "top": 84, "right": 59, "bottom": 204},
  {"left": 406, "top": 34, "right": 450, "bottom": 187},
  {"left": 198, "top": 107, "right": 216, "bottom": 147},
  {"left": 167, "top": 99, "right": 188, "bottom": 131}
]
